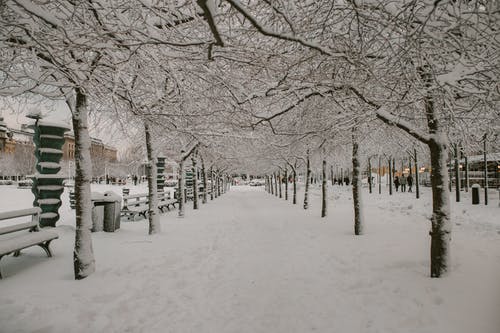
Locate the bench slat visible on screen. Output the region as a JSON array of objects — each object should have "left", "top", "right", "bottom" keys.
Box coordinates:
[
  {"left": 0, "top": 230, "right": 58, "bottom": 256},
  {"left": 0, "top": 221, "right": 37, "bottom": 235},
  {"left": 0, "top": 208, "right": 41, "bottom": 221}
]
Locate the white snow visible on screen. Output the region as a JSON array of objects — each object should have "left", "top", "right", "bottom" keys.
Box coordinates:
[
  {"left": 38, "top": 148, "right": 63, "bottom": 154},
  {"left": 38, "top": 162, "right": 61, "bottom": 169},
  {"left": 0, "top": 183, "right": 499, "bottom": 333}
]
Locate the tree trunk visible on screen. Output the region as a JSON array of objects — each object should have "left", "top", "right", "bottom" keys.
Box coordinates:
[
  {"left": 368, "top": 157, "right": 372, "bottom": 194},
  {"left": 217, "top": 173, "right": 221, "bottom": 197},
  {"left": 454, "top": 144, "right": 460, "bottom": 202},
  {"left": 201, "top": 156, "right": 207, "bottom": 204},
  {"left": 192, "top": 154, "right": 199, "bottom": 209},
  {"left": 352, "top": 134, "right": 363, "bottom": 235},
  {"left": 70, "top": 89, "right": 95, "bottom": 280},
  {"left": 414, "top": 148, "right": 420, "bottom": 199},
  {"left": 278, "top": 171, "right": 282, "bottom": 198},
  {"left": 144, "top": 122, "right": 160, "bottom": 234},
  {"left": 221, "top": 174, "right": 225, "bottom": 194},
  {"left": 378, "top": 156, "right": 382, "bottom": 195},
  {"left": 464, "top": 154, "right": 469, "bottom": 193},
  {"left": 274, "top": 173, "right": 278, "bottom": 197},
  {"left": 270, "top": 174, "right": 274, "bottom": 195},
  {"left": 210, "top": 167, "right": 214, "bottom": 200},
  {"left": 304, "top": 150, "right": 310, "bottom": 209},
  {"left": 178, "top": 158, "right": 185, "bottom": 217},
  {"left": 284, "top": 169, "right": 288, "bottom": 201},
  {"left": 428, "top": 139, "right": 452, "bottom": 277},
  {"left": 292, "top": 168, "right": 297, "bottom": 204},
  {"left": 321, "top": 159, "right": 327, "bottom": 218},
  {"left": 214, "top": 172, "right": 218, "bottom": 198},
  {"left": 330, "top": 165, "right": 334, "bottom": 186},
  {"left": 483, "top": 137, "right": 488, "bottom": 205},
  {"left": 388, "top": 158, "right": 393, "bottom": 195}
]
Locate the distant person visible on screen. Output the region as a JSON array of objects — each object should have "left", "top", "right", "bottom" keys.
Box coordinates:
[
  {"left": 407, "top": 175, "right": 413, "bottom": 192},
  {"left": 400, "top": 174, "right": 407, "bottom": 192},
  {"left": 394, "top": 176, "right": 400, "bottom": 192},
  {"left": 133, "top": 174, "right": 138, "bottom": 185},
  {"left": 344, "top": 177, "right": 350, "bottom": 186}
]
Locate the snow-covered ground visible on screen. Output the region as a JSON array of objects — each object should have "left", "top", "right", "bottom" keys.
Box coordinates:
[{"left": 0, "top": 183, "right": 499, "bottom": 333}]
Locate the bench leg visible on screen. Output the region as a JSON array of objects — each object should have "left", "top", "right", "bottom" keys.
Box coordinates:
[{"left": 38, "top": 240, "right": 54, "bottom": 258}]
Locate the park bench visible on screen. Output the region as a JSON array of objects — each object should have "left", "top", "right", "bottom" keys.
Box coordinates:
[
  {"left": 184, "top": 186, "right": 209, "bottom": 201},
  {"left": 0, "top": 207, "right": 58, "bottom": 279},
  {"left": 121, "top": 191, "right": 177, "bottom": 221}
]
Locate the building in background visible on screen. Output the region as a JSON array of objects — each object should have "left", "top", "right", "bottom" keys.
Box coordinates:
[{"left": 0, "top": 118, "right": 117, "bottom": 179}]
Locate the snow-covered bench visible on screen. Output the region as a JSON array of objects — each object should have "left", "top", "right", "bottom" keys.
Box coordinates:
[
  {"left": 0, "top": 207, "right": 58, "bottom": 279},
  {"left": 121, "top": 192, "right": 177, "bottom": 220}
]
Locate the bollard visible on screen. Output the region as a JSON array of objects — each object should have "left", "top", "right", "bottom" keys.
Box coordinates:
[{"left": 471, "top": 184, "right": 480, "bottom": 205}]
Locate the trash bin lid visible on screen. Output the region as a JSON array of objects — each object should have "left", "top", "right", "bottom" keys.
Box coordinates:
[
  {"left": 471, "top": 183, "right": 481, "bottom": 188},
  {"left": 91, "top": 192, "right": 105, "bottom": 200},
  {"left": 103, "top": 191, "right": 121, "bottom": 202}
]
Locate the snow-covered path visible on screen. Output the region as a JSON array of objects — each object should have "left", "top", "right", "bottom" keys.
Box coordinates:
[{"left": 0, "top": 185, "right": 499, "bottom": 333}]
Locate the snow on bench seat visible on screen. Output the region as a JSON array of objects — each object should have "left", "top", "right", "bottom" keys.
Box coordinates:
[{"left": 0, "top": 230, "right": 58, "bottom": 256}]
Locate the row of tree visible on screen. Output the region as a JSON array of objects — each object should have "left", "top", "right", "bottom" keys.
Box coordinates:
[{"left": 0, "top": 1, "right": 498, "bottom": 280}]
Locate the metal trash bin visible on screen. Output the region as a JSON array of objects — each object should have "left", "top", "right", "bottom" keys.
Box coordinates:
[
  {"left": 103, "top": 191, "right": 121, "bottom": 232},
  {"left": 91, "top": 192, "right": 105, "bottom": 232},
  {"left": 471, "top": 184, "right": 480, "bottom": 205}
]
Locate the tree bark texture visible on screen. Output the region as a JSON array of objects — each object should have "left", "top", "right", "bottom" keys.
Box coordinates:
[
  {"left": 71, "top": 89, "right": 95, "bottom": 280},
  {"left": 201, "top": 156, "right": 207, "bottom": 204},
  {"left": 145, "top": 122, "right": 160, "bottom": 234},
  {"left": 352, "top": 135, "right": 363, "bottom": 235},
  {"left": 292, "top": 168, "right": 297, "bottom": 204},
  {"left": 304, "top": 151, "right": 310, "bottom": 210},
  {"left": 284, "top": 169, "right": 288, "bottom": 201},
  {"left": 274, "top": 173, "right": 278, "bottom": 197},
  {"left": 278, "top": 171, "right": 282, "bottom": 198},
  {"left": 178, "top": 158, "right": 185, "bottom": 217},
  {"left": 321, "top": 159, "right": 327, "bottom": 218},
  {"left": 192, "top": 154, "right": 199, "bottom": 210},
  {"left": 368, "top": 158, "right": 372, "bottom": 194},
  {"left": 454, "top": 144, "right": 460, "bottom": 202},
  {"left": 428, "top": 139, "right": 452, "bottom": 277},
  {"left": 210, "top": 167, "right": 214, "bottom": 200},
  {"left": 388, "top": 158, "right": 393, "bottom": 195},
  {"left": 414, "top": 148, "right": 420, "bottom": 199}
]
